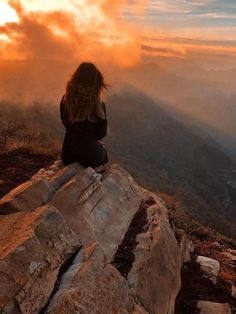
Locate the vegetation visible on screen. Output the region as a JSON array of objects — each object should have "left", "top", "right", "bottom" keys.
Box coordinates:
[
  {"left": 0, "top": 102, "right": 60, "bottom": 154},
  {"left": 0, "top": 104, "right": 58, "bottom": 198},
  {"left": 161, "top": 193, "right": 236, "bottom": 248}
]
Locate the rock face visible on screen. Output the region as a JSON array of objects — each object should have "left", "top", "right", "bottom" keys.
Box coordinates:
[
  {"left": 232, "top": 285, "right": 236, "bottom": 299},
  {"left": 127, "top": 196, "right": 182, "bottom": 314},
  {"left": 197, "top": 301, "right": 232, "bottom": 314},
  {"left": 46, "top": 242, "right": 147, "bottom": 314},
  {"left": 0, "top": 161, "right": 186, "bottom": 314},
  {"left": 0, "top": 163, "right": 83, "bottom": 215},
  {"left": 196, "top": 256, "right": 221, "bottom": 284},
  {"left": 0, "top": 205, "right": 80, "bottom": 314}
]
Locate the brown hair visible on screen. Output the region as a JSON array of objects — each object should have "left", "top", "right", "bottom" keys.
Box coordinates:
[{"left": 64, "top": 62, "right": 108, "bottom": 122}]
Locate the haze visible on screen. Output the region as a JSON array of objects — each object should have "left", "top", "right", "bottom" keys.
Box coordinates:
[{"left": 0, "top": 0, "right": 236, "bottom": 158}]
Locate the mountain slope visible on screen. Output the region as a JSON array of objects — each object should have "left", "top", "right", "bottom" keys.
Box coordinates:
[
  {"left": 118, "top": 62, "right": 236, "bottom": 160},
  {"left": 105, "top": 88, "right": 236, "bottom": 238}
]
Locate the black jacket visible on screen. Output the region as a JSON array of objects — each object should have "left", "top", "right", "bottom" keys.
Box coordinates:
[{"left": 60, "top": 96, "right": 108, "bottom": 168}]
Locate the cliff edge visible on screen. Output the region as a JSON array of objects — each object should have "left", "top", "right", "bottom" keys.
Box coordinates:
[{"left": 0, "top": 161, "right": 189, "bottom": 314}]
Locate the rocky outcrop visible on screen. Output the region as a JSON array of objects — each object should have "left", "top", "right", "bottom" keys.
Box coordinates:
[
  {"left": 46, "top": 242, "right": 147, "bottom": 314},
  {"left": 0, "top": 205, "right": 80, "bottom": 314},
  {"left": 232, "top": 286, "right": 236, "bottom": 299},
  {"left": 0, "top": 162, "right": 83, "bottom": 215},
  {"left": 196, "top": 256, "right": 221, "bottom": 284},
  {"left": 197, "top": 301, "right": 232, "bottom": 314},
  {"left": 0, "top": 161, "right": 188, "bottom": 314},
  {"left": 126, "top": 196, "right": 182, "bottom": 314}
]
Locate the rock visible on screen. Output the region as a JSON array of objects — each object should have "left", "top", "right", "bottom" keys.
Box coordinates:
[
  {"left": 197, "top": 301, "right": 232, "bottom": 314},
  {"left": 46, "top": 163, "right": 83, "bottom": 200},
  {"left": 46, "top": 242, "right": 147, "bottom": 314},
  {"left": 48, "top": 160, "right": 63, "bottom": 172},
  {"left": 0, "top": 205, "right": 80, "bottom": 314},
  {"left": 179, "top": 233, "right": 195, "bottom": 263},
  {"left": 50, "top": 164, "right": 144, "bottom": 261},
  {"left": 127, "top": 194, "right": 181, "bottom": 314},
  {"left": 0, "top": 162, "right": 186, "bottom": 313},
  {"left": 197, "top": 256, "right": 220, "bottom": 284},
  {"left": 0, "top": 162, "right": 82, "bottom": 215},
  {"left": 0, "top": 179, "right": 50, "bottom": 214},
  {"left": 49, "top": 167, "right": 103, "bottom": 243},
  {"left": 32, "top": 160, "right": 64, "bottom": 180},
  {"left": 232, "top": 285, "right": 236, "bottom": 299},
  {"left": 87, "top": 164, "right": 144, "bottom": 261}
]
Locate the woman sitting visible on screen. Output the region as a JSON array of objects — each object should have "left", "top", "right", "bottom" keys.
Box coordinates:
[{"left": 60, "top": 62, "right": 108, "bottom": 169}]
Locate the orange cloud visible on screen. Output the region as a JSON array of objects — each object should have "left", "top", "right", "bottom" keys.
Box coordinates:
[
  {"left": 0, "top": 0, "right": 143, "bottom": 67},
  {"left": 142, "top": 31, "right": 236, "bottom": 58},
  {"left": 0, "top": 0, "right": 147, "bottom": 104}
]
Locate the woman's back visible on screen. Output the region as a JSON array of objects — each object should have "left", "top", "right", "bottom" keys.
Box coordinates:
[
  {"left": 60, "top": 62, "right": 108, "bottom": 168},
  {"left": 60, "top": 97, "right": 108, "bottom": 168}
]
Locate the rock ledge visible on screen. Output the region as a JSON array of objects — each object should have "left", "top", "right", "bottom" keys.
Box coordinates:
[{"left": 0, "top": 161, "right": 189, "bottom": 314}]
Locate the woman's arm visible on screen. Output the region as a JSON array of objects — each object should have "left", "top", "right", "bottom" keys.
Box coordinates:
[
  {"left": 95, "top": 102, "right": 107, "bottom": 140},
  {"left": 102, "top": 102, "right": 107, "bottom": 118},
  {"left": 95, "top": 119, "right": 107, "bottom": 140},
  {"left": 60, "top": 95, "right": 69, "bottom": 128}
]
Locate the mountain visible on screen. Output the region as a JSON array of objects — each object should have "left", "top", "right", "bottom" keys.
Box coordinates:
[
  {"left": 118, "top": 62, "right": 236, "bottom": 160},
  {"left": 105, "top": 88, "right": 236, "bottom": 239},
  {"left": 1, "top": 59, "right": 235, "bottom": 159}
]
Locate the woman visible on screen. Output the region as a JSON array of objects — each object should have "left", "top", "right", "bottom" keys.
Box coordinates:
[{"left": 60, "top": 62, "right": 108, "bottom": 168}]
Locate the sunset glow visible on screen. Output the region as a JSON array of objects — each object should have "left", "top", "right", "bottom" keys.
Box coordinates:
[
  {"left": 0, "top": 2, "right": 19, "bottom": 25},
  {"left": 0, "top": 0, "right": 236, "bottom": 64},
  {"left": 0, "top": 0, "right": 141, "bottom": 66}
]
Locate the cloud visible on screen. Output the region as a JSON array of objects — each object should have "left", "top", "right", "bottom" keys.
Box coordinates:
[
  {"left": 141, "top": 34, "right": 236, "bottom": 58},
  {"left": 141, "top": 44, "right": 185, "bottom": 57},
  {"left": 0, "top": 0, "right": 235, "bottom": 106},
  {"left": 0, "top": 0, "right": 147, "bottom": 105},
  {"left": 0, "top": 0, "right": 143, "bottom": 66},
  {"left": 124, "top": 0, "right": 236, "bottom": 33}
]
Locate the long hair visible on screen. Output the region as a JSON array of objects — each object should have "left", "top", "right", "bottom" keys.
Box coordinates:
[{"left": 64, "top": 62, "right": 108, "bottom": 122}]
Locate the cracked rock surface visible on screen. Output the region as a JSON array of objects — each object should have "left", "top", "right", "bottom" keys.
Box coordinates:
[{"left": 0, "top": 161, "right": 186, "bottom": 314}]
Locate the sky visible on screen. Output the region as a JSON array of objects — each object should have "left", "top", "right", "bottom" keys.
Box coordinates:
[
  {"left": 122, "top": 0, "right": 236, "bottom": 57},
  {"left": 124, "top": 0, "right": 236, "bottom": 33},
  {"left": 0, "top": 0, "right": 236, "bottom": 63}
]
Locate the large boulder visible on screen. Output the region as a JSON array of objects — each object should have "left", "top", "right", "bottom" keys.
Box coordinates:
[
  {"left": 0, "top": 162, "right": 186, "bottom": 314},
  {"left": 232, "top": 285, "right": 236, "bottom": 299},
  {"left": 126, "top": 193, "right": 182, "bottom": 314},
  {"left": 0, "top": 205, "right": 80, "bottom": 314},
  {"left": 46, "top": 242, "right": 147, "bottom": 314},
  {"left": 0, "top": 162, "right": 83, "bottom": 215},
  {"left": 0, "top": 179, "right": 49, "bottom": 214},
  {"left": 197, "top": 256, "right": 220, "bottom": 284},
  {"left": 197, "top": 301, "right": 232, "bottom": 314},
  {"left": 50, "top": 164, "right": 143, "bottom": 261}
]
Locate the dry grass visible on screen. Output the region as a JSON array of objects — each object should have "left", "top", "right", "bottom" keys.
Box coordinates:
[{"left": 160, "top": 192, "right": 236, "bottom": 248}]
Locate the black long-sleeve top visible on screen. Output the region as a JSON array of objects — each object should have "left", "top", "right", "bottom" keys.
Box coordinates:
[{"left": 60, "top": 96, "right": 108, "bottom": 168}]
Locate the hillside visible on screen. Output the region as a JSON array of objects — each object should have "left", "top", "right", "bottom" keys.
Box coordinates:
[
  {"left": 105, "top": 89, "right": 236, "bottom": 239},
  {"left": 118, "top": 61, "right": 236, "bottom": 159}
]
